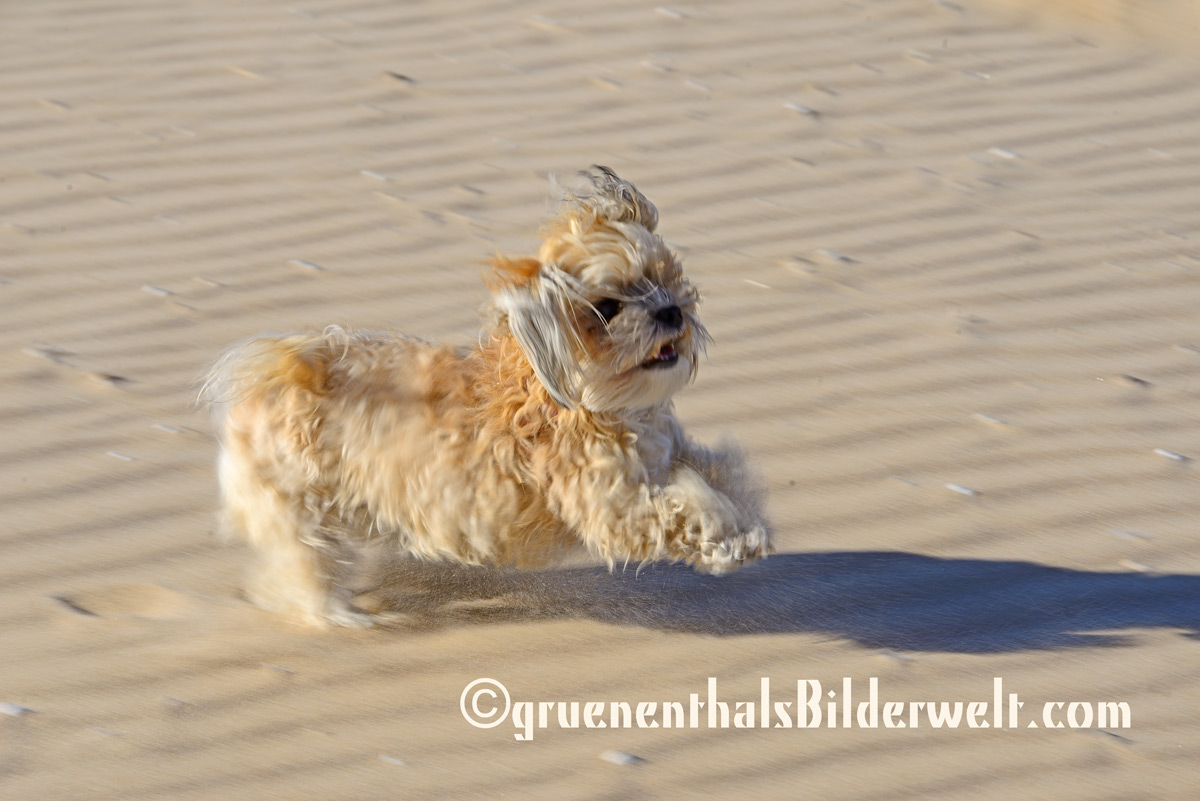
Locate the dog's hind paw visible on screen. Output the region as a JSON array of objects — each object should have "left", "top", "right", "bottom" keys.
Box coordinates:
[{"left": 321, "top": 606, "right": 379, "bottom": 628}]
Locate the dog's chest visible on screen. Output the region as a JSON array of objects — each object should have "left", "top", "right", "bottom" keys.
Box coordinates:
[{"left": 628, "top": 413, "right": 677, "bottom": 486}]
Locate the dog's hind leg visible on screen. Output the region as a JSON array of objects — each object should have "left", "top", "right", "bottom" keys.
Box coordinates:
[{"left": 217, "top": 445, "right": 374, "bottom": 629}]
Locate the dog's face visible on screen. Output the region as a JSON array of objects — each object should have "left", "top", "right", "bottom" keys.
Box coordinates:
[
  {"left": 491, "top": 168, "right": 709, "bottom": 412},
  {"left": 552, "top": 232, "right": 704, "bottom": 412}
]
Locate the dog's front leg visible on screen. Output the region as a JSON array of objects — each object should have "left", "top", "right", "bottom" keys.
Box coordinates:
[
  {"left": 673, "top": 436, "right": 772, "bottom": 561},
  {"left": 660, "top": 463, "right": 771, "bottom": 573},
  {"left": 548, "top": 455, "right": 768, "bottom": 573}
]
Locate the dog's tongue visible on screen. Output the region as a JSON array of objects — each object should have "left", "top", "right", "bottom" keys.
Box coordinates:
[{"left": 642, "top": 343, "right": 679, "bottom": 368}]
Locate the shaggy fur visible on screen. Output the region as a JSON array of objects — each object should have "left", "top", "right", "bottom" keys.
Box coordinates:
[{"left": 201, "top": 167, "right": 771, "bottom": 627}]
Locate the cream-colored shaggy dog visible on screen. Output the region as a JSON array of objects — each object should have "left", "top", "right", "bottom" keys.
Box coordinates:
[{"left": 201, "top": 167, "right": 771, "bottom": 627}]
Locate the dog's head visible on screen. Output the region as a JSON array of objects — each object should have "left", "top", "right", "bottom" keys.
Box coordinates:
[{"left": 490, "top": 167, "right": 709, "bottom": 412}]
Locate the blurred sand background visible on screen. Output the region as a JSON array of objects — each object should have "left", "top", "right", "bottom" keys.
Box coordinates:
[{"left": 3, "top": 0, "right": 1200, "bottom": 798}]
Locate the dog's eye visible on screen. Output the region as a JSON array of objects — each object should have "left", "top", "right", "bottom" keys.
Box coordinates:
[{"left": 594, "top": 299, "right": 622, "bottom": 324}]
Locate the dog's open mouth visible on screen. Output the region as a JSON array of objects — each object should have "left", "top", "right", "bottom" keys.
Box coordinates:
[{"left": 641, "top": 342, "right": 679, "bottom": 369}]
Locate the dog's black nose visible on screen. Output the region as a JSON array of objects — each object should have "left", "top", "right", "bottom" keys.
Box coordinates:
[{"left": 655, "top": 305, "right": 683, "bottom": 329}]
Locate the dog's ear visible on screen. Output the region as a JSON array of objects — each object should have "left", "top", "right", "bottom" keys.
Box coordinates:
[
  {"left": 488, "top": 256, "right": 542, "bottom": 287},
  {"left": 490, "top": 258, "right": 586, "bottom": 410}
]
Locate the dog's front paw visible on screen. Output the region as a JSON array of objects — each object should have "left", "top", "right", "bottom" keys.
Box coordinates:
[
  {"left": 693, "top": 523, "right": 770, "bottom": 575},
  {"left": 663, "top": 466, "right": 770, "bottom": 573}
]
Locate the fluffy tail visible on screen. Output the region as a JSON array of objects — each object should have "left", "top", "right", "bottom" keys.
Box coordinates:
[
  {"left": 197, "top": 329, "right": 349, "bottom": 419},
  {"left": 198, "top": 330, "right": 349, "bottom": 554}
]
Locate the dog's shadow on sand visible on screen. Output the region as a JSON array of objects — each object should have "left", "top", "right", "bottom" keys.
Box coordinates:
[{"left": 363, "top": 551, "right": 1200, "bottom": 653}]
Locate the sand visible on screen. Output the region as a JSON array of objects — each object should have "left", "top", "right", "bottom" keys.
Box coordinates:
[{"left": 2, "top": 0, "right": 1199, "bottom": 798}]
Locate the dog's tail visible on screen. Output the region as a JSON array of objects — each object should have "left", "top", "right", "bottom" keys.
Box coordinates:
[{"left": 197, "top": 328, "right": 348, "bottom": 426}]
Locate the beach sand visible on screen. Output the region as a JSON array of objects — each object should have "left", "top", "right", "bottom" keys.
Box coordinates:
[{"left": 2, "top": 1, "right": 1198, "bottom": 798}]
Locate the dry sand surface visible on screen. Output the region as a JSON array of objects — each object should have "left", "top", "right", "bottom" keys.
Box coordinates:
[{"left": 3, "top": 0, "right": 1200, "bottom": 798}]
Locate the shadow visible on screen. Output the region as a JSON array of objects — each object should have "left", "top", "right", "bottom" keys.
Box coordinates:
[{"left": 364, "top": 552, "right": 1200, "bottom": 653}]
